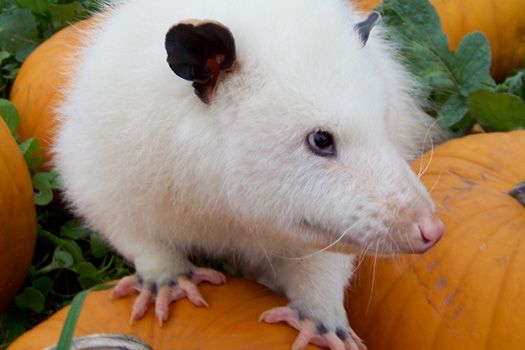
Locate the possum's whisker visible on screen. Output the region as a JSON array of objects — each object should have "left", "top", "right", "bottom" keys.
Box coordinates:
[
  {"left": 274, "top": 222, "right": 357, "bottom": 260},
  {"left": 417, "top": 119, "right": 438, "bottom": 178},
  {"left": 352, "top": 240, "right": 374, "bottom": 274},
  {"left": 366, "top": 240, "right": 380, "bottom": 314},
  {"left": 427, "top": 169, "right": 444, "bottom": 194},
  {"left": 249, "top": 224, "right": 278, "bottom": 278},
  {"left": 404, "top": 231, "right": 416, "bottom": 254}
]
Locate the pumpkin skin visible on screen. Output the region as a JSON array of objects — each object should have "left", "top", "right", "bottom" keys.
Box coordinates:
[
  {"left": 9, "top": 18, "right": 98, "bottom": 169},
  {"left": 0, "top": 118, "right": 36, "bottom": 312},
  {"left": 7, "top": 277, "right": 320, "bottom": 350},
  {"left": 356, "top": 0, "right": 525, "bottom": 80},
  {"left": 345, "top": 131, "right": 525, "bottom": 350}
]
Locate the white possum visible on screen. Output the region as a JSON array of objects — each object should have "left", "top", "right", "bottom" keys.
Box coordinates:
[{"left": 54, "top": 0, "right": 445, "bottom": 349}]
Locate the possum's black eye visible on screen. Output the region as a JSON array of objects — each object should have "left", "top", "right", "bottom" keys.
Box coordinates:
[{"left": 306, "top": 130, "right": 336, "bottom": 157}]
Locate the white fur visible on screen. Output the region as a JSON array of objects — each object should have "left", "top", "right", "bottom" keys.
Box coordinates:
[{"left": 54, "top": 0, "right": 442, "bottom": 342}]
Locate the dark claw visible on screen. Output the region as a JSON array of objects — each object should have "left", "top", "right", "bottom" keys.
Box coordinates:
[
  {"left": 136, "top": 276, "right": 159, "bottom": 296},
  {"left": 297, "top": 310, "right": 307, "bottom": 321},
  {"left": 336, "top": 327, "right": 349, "bottom": 341},
  {"left": 168, "top": 279, "right": 178, "bottom": 288},
  {"left": 316, "top": 323, "right": 329, "bottom": 335},
  {"left": 150, "top": 283, "right": 158, "bottom": 296}
]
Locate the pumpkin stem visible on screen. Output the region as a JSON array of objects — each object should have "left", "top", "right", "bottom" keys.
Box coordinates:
[{"left": 509, "top": 181, "right": 525, "bottom": 208}]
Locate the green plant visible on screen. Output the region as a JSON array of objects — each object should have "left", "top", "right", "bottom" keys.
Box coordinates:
[
  {"left": 378, "top": 0, "right": 525, "bottom": 135},
  {"left": 0, "top": 0, "right": 97, "bottom": 99}
]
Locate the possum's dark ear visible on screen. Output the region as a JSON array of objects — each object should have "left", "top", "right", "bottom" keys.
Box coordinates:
[
  {"left": 355, "top": 12, "right": 380, "bottom": 45},
  {"left": 165, "top": 20, "right": 236, "bottom": 103}
]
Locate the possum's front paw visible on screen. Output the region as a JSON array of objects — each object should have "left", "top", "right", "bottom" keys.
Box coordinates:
[
  {"left": 111, "top": 267, "right": 226, "bottom": 325},
  {"left": 260, "top": 306, "right": 365, "bottom": 350}
]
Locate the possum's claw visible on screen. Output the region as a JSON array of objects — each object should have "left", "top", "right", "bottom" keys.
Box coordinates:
[
  {"left": 260, "top": 306, "right": 366, "bottom": 350},
  {"left": 111, "top": 268, "right": 226, "bottom": 326}
]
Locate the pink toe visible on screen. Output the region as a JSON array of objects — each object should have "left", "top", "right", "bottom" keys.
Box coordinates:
[
  {"left": 260, "top": 307, "right": 299, "bottom": 326},
  {"left": 131, "top": 288, "right": 153, "bottom": 322},
  {"left": 260, "top": 306, "right": 299, "bottom": 323},
  {"left": 169, "top": 287, "right": 186, "bottom": 302},
  {"left": 292, "top": 322, "right": 317, "bottom": 350},
  {"left": 155, "top": 285, "right": 172, "bottom": 326},
  {"left": 112, "top": 275, "right": 139, "bottom": 299},
  {"left": 324, "top": 333, "right": 345, "bottom": 350},
  {"left": 179, "top": 277, "right": 209, "bottom": 307},
  {"left": 192, "top": 268, "right": 226, "bottom": 285}
]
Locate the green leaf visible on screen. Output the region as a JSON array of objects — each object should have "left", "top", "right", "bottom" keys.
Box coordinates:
[
  {"left": 14, "top": 287, "right": 45, "bottom": 312},
  {"left": 33, "top": 172, "right": 59, "bottom": 205},
  {"left": 54, "top": 248, "right": 75, "bottom": 268},
  {"left": 3, "top": 65, "right": 20, "bottom": 80},
  {"left": 14, "top": 42, "right": 37, "bottom": 62},
  {"left": 72, "top": 261, "right": 99, "bottom": 275},
  {"left": 31, "top": 276, "right": 54, "bottom": 296},
  {"left": 56, "top": 289, "right": 89, "bottom": 350},
  {"left": 380, "top": 0, "right": 449, "bottom": 50},
  {"left": 499, "top": 69, "right": 525, "bottom": 101},
  {"left": 90, "top": 232, "right": 110, "bottom": 258},
  {"left": 378, "top": 0, "right": 460, "bottom": 99},
  {"left": 0, "top": 98, "right": 20, "bottom": 133},
  {"left": 49, "top": 2, "right": 87, "bottom": 30},
  {"left": 452, "top": 32, "right": 492, "bottom": 96},
  {"left": 56, "top": 284, "right": 113, "bottom": 350},
  {"left": 38, "top": 227, "right": 86, "bottom": 263},
  {"left": 18, "top": 137, "right": 42, "bottom": 171},
  {"left": 35, "top": 248, "right": 74, "bottom": 274},
  {"left": 0, "top": 50, "right": 11, "bottom": 63},
  {"left": 17, "top": 0, "right": 50, "bottom": 15},
  {"left": 436, "top": 94, "right": 469, "bottom": 129},
  {"left": 0, "top": 304, "right": 28, "bottom": 346},
  {"left": 60, "top": 220, "right": 90, "bottom": 240},
  {"left": 73, "top": 262, "right": 102, "bottom": 289},
  {"left": 0, "top": 8, "right": 39, "bottom": 61},
  {"left": 468, "top": 90, "right": 525, "bottom": 131}
]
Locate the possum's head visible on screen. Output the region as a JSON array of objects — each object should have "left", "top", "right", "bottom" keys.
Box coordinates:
[{"left": 164, "top": 1, "right": 443, "bottom": 255}]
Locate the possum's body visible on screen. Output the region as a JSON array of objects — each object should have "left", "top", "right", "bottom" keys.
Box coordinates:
[{"left": 54, "top": 0, "right": 444, "bottom": 348}]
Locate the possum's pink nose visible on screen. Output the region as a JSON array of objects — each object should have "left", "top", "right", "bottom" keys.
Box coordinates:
[{"left": 416, "top": 217, "right": 444, "bottom": 252}]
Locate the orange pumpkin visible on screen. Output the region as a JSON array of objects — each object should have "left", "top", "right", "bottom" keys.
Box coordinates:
[
  {"left": 356, "top": 0, "right": 525, "bottom": 80},
  {"left": 346, "top": 131, "right": 525, "bottom": 349},
  {"left": 9, "top": 18, "right": 98, "bottom": 169},
  {"left": 0, "top": 118, "right": 37, "bottom": 311},
  {"left": 7, "top": 277, "right": 321, "bottom": 350}
]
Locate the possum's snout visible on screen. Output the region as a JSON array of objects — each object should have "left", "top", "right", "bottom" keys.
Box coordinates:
[
  {"left": 417, "top": 216, "right": 445, "bottom": 251},
  {"left": 401, "top": 215, "right": 444, "bottom": 253}
]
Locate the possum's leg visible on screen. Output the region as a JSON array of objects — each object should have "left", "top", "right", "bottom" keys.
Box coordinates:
[
  {"left": 260, "top": 252, "right": 364, "bottom": 350},
  {"left": 110, "top": 241, "right": 226, "bottom": 325}
]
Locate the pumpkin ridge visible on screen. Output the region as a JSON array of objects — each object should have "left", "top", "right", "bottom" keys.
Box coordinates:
[
  {"left": 370, "top": 263, "right": 421, "bottom": 349},
  {"left": 483, "top": 221, "right": 525, "bottom": 348},
  {"left": 407, "top": 260, "right": 449, "bottom": 350},
  {"left": 426, "top": 155, "right": 507, "bottom": 177},
  {"left": 352, "top": 257, "right": 406, "bottom": 336},
  {"left": 429, "top": 216, "right": 521, "bottom": 348}
]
